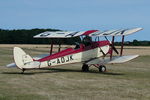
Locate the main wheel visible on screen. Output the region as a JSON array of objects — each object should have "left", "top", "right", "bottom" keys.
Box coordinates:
[
  {"left": 99, "top": 65, "right": 106, "bottom": 72},
  {"left": 82, "top": 64, "right": 89, "bottom": 72}
]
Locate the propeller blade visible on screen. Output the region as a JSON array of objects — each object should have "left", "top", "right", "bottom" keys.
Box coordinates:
[
  {"left": 105, "top": 36, "right": 119, "bottom": 54},
  {"left": 110, "top": 44, "right": 119, "bottom": 54}
]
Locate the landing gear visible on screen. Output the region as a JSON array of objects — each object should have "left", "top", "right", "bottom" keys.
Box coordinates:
[
  {"left": 82, "top": 64, "right": 89, "bottom": 72},
  {"left": 99, "top": 65, "right": 106, "bottom": 72},
  {"left": 82, "top": 64, "right": 106, "bottom": 72}
]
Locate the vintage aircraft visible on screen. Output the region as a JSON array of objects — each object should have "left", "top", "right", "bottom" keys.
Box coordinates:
[{"left": 6, "top": 27, "right": 143, "bottom": 73}]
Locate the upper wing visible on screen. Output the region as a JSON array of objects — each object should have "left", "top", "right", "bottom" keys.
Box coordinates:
[
  {"left": 33, "top": 30, "right": 98, "bottom": 38},
  {"left": 34, "top": 31, "right": 83, "bottom": 38},
  {"left": 86, "top": 55, "right": 139, "bottom": 65},
  {"left": 33, "top": 28, "right": 142, "bottom": 38},
  {"left": 89, "top": 28, "right": 142, "bottom": 37}
]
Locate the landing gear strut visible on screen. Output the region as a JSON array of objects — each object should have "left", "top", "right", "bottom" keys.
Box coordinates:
[
  {"left": 99, "top": 65, "right": 106, "bottom": 72},
  {"left": 82, "top": 64, "right": 89, "bottom": 72},
  {"left": 82, "top": 64, "right": 106, "bottom": 72}
]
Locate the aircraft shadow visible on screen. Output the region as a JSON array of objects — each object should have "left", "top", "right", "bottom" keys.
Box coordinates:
[
  {"left": 2, "top": 72, "right": 35, "bottom": 75},
  {"left": 49, "top": 68, "right": 125, "bottom": 75},
  {"left": 2, "top": 68, "right": 125, "bottom": 76},
  {"left": 2, "top": 70, "right": 51, "bottom": 75}
]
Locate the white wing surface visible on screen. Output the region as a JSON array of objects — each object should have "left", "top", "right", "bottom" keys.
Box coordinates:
[
  {"left": 34, "top": 31, "right": 86, "bottom": 38},
  {"left": 90, "top": 28, "right": 143, "bottom": 37},
  {"left": 86, "top": 55, "right": 139, "bottom": 65},
  {"left": 33, "top": 28, "right": 142, "bottom": 38}
]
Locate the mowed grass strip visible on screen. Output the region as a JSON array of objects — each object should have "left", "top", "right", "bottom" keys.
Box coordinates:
[{"left": 0, "top": 45, "right": 150, "bottom": 100}]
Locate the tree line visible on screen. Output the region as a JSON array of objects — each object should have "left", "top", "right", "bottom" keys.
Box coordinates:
[
  {"left": 115, "top": 40, "right": 150, "bottom": 46},
  {"left": 0, "top": 28, "right": 149, "bottom": 46}
]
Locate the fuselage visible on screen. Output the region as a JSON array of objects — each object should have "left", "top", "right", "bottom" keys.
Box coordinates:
[{"left": 36, "top": 41, "right": 110, "bottom": 68}]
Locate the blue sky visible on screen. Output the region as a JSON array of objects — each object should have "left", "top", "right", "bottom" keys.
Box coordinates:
[{"left": 0, "top": 0, "right": 149, "bottom": 41}]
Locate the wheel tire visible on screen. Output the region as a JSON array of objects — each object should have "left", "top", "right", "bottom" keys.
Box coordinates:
[
  {"left": 99, "top": 65, "right": 106, "bottom": 72},
  {"left": 82, "top": 64, "right": 89, "bottom": 72}
]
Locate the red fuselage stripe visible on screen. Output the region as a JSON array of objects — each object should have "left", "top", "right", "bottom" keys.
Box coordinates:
[{"left": 37, "top": 41, "right": 110, "bottom": 62}]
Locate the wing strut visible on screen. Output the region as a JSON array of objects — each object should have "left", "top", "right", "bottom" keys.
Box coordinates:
[
  {"left": 58, "top": 43, "right": 61, "bottom": 52},
  {"left": 110, "top": 36, "right": 115, "bottom": 60},
  {"left": 120, "top": 35, "right": 125, "bottom": 56},
  {"left": 50, "top": 40, "right": 53, "bottom": 55}
]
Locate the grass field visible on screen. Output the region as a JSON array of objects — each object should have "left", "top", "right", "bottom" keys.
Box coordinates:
[{"left": 0, "top": 45, "right": 150, "bottom": 100}]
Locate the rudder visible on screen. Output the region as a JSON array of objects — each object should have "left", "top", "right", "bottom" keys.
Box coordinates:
[{"left": 13, "top": 47, "right": 33, "bottom": 69}]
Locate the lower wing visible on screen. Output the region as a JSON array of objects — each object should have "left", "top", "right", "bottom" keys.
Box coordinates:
[{"left": 86, "top": 55, "right": 139, "bottom": 65}]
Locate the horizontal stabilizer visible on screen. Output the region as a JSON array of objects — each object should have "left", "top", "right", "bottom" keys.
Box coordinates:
[
  {"left": 33, "top": 54, "right": 49, "bottom": 60},
  {"left": 6, "top": 54, "right": 48, "bottom": 68},
  {"left": 20, "top": 61, "right": 41, "bottom": 69},
  {"left": 6, "top": 63, "right": 17, "bottom": 68},
  {"left": 6, "top": 62, "right": 40, "bottom": 69}
]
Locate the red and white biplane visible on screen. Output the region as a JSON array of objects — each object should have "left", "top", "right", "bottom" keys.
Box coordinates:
[{"left": 7, "top": 28, "right": 143, "bottom": 73}]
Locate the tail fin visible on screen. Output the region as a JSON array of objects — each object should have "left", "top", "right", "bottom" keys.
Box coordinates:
[{"left": 13, "top": 47, "right": 40, "bottom": 69}]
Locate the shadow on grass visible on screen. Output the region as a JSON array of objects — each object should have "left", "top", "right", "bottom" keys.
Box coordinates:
[
  {"left": 50, "top": 68, "right": 125, "bottom": 75},
  {"left": 2, "top": 72, "right": 35, "bottom": 75},
  {"left": 2, "top": 68, "right": 125, "bottom": 76}
]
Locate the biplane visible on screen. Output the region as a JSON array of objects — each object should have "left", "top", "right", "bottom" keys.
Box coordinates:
[{"left": 7, "top": 27, "right": 143, "bottom": 73}]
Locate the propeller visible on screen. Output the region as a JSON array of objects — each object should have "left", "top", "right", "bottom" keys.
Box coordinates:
[
  {"left": 110, "top": 44, "right": 119, "bottom": 54},
  {"left": 104, "top": 36, "right": 119, "bottom": 55}
]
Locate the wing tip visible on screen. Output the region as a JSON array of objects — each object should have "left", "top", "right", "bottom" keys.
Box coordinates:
[{"left": 134, "top": 27, "right": 143, "bottom": 31}]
